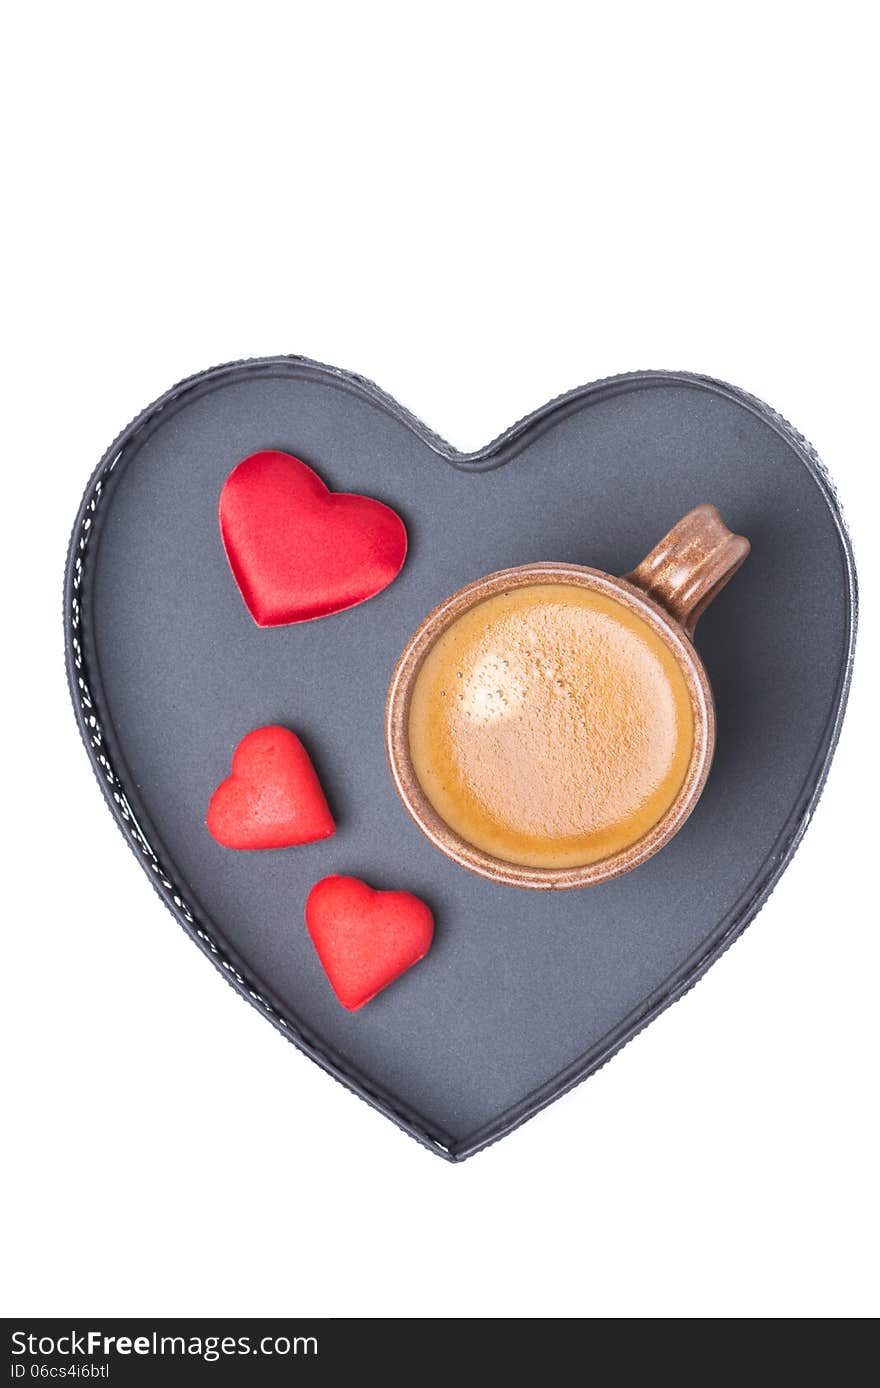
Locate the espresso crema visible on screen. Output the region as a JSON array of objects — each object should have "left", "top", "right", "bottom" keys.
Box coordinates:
[{"left": 407, "top": 583, "right": 695, "bottom": 869}]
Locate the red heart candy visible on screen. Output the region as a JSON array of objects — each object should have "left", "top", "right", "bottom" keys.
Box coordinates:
[
  {"left": 305, "top": 876, "right": 434, "bottom": 1011},
  {"left": 207, "top": 726, "right": 335, "bottom": 850},
  {"left": 219, "top": 450, "right": 408, "bottom": 626}
]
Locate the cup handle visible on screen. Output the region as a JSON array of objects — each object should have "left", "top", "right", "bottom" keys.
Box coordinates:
[{"left": 623, "top": 504, "right": 750, "bottom": 636}]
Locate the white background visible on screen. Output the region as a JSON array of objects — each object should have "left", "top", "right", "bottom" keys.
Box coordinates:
[{"left": 3, "top": 2, "right": 878, "bottom": 1319}]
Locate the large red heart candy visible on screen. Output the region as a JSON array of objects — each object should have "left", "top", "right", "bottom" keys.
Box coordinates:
[
  {"left": 305, "top": 876, "right": 434, "bottom": 1011},
  {"left": 219, "top": 450, "right": 408, "bottom": 626},
  {"left": 207, "top": 726, "right": 335, "bottom": 850}
]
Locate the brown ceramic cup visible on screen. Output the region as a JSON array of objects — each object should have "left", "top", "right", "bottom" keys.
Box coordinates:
[{"left": 385, "top": 505, "right": 749, "bottom": 889}]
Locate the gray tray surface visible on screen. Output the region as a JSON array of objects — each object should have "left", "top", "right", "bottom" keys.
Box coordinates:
[{"left": 66, "top": 359, "right": 856, "bottom": 1159}]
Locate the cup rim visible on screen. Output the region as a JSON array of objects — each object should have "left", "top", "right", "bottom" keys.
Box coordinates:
[{"left": 385, "top": 563, "right": 715, "bottom": 889}]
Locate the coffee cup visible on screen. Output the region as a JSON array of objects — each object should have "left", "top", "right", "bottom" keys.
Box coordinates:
[{"left": 385, "top": 505, "right": 749, "bottom": 889}]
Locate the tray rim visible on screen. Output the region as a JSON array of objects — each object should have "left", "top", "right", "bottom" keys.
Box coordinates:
[{"left": 63, "top": 355, "right": 859, "bottom": 1161}]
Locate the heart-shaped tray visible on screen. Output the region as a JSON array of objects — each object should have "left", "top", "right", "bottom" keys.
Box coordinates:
[{"left": 65, "top": 359, "right": 856, "bottom": 1159}]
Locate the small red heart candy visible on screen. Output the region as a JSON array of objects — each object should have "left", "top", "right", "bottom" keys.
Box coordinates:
[
  {"left": 207, "top": 726, "right": 335, "bottom": 850},
  {"left": 219, "top": 450, "right": 408, "bottom": 626},
  {"left": 305, "top": 876, "right": 434, "bottom": 1011}
]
